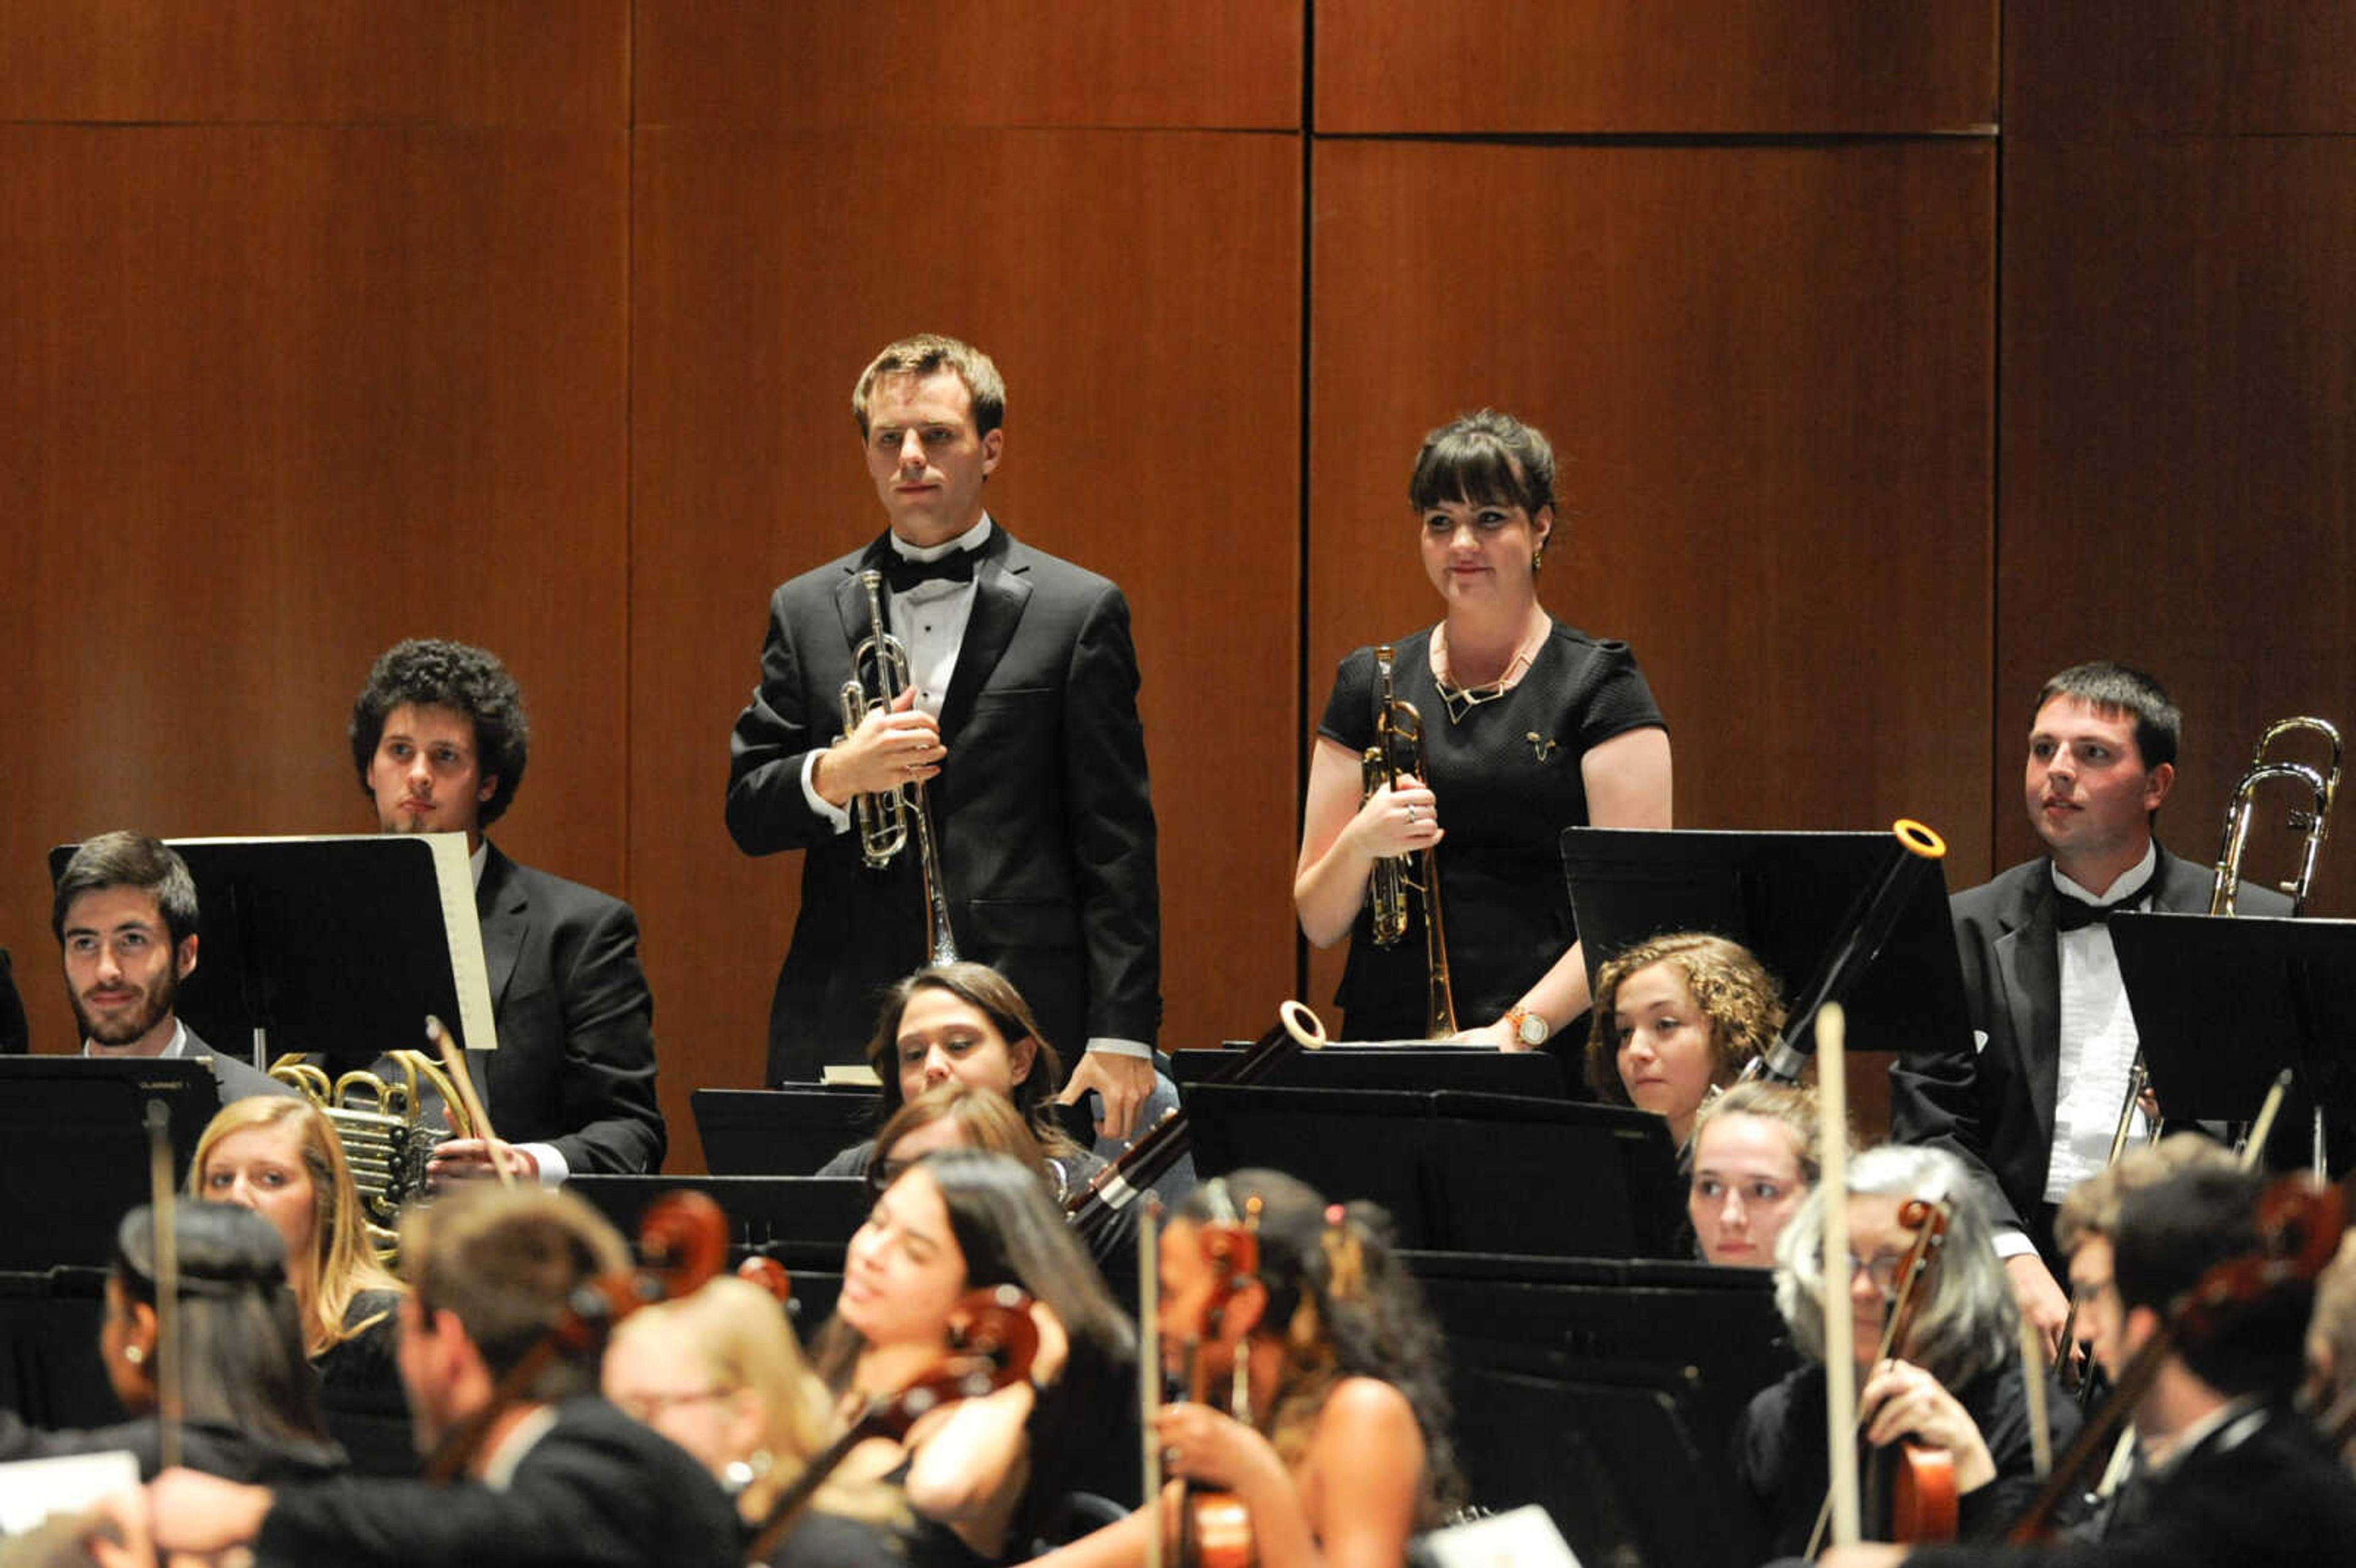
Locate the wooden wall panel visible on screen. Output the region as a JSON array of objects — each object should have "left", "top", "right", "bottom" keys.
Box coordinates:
[
  {"left": 0, "top": 125, "right": 630, "bottom": 1059},
  {"left": 628, "top": 129, "right": 1303, "bottom": 1169},
  {"left": 1996, "top": 136, "right": 2356, "bottom": 913},
  {"left": 2006, "top": 2, "right": 2356, "bottom": 134},
  {"left": 1315, "top": 0, "right": 1995, "bottom": 134},
  {"left": 0, "top": 1, "right": 625, "bottom": 125},
  {"left": 636, "top": 0, "right": 1301, "bottom": 129},
  {"left": 1306, "top": 140, "right": 1996, "bottom": 1071}
]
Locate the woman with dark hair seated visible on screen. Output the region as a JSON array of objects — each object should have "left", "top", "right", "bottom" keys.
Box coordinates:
[
  {"left": 1031, "top": 1168, "right": 1467, "bottom": 1568},
  {"left": 815, "top": 1148, "right": 1135, "bottom": 1565},
  {"left": 0, "top": 1202, "right": 344, "bottom": 1484},
  {"left": 820, "top": 962, "right": 1188, "bottom": 1228}
]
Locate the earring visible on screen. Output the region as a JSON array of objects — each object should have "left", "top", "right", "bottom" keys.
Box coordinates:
[{"left": 122, "top": 1343, "right": 145, "bottom": 1366}]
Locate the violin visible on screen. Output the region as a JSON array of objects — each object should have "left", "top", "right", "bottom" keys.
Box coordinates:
[
  {"left": 1152, "top": 1186, "right": 1262, "bottom": 1568},
  {"left": 1861, "top": 1195, "right": 1961, "bottom": 1546},
  {"left": 2008, "top": 1175, "right": 2347, "bottom": 1543},
  {"left": 1068, "top": 1002, "right": 1323, "bottom": 1249},
  {"left": 423, "top": 1189, "right": 730, "bottom": 1483},
  {"left": 747, "top": 1285, "right": 1039, "bottom": 1559}
]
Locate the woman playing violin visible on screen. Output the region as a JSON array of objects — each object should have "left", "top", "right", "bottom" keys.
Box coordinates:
[
  {"left": 1295, "top": 410, "right": 1671, "bottom": 1047},
  {"left": 1034, "top": 1168, "right": 1466, "bottom": 1568},
  {"left": 1735, "top": 1145, "right": 2079, "bottom": 1558},
  {"left": 814, "top": 1148, "right": 1134, "bottom": 1565}
]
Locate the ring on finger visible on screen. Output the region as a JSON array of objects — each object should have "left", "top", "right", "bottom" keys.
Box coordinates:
[{"left": 1405, "top": 805, "right": 1419, "bottom": 824}]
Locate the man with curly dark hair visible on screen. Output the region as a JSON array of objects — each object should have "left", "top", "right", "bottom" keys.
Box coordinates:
[{"left": 349, "top": 639, "right": 664, "bottom": 1182}]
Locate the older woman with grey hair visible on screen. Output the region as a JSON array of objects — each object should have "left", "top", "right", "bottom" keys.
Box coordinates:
[{"left": 1730, "top": 1144, "right": 2080, "bottom": 1558}]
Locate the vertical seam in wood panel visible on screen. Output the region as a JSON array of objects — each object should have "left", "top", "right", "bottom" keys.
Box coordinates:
[
  {"left": 1988, "top": 0, "right": 2008, "bottom": 879},
  {"left": 623, "top": 0, "right": 639, "bottom": 904},
  {"left": 1293, "top": 0, "right": 1315, "bottom": 1006}
]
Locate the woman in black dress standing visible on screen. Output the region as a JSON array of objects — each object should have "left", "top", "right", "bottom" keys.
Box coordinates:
[{"left": 1295, "top": 409, "right": 1673, "bottom": 1047}]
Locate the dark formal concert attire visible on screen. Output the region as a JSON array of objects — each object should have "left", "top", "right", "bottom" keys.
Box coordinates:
[
  {"left": 473, "top": 842, "right": 666, "bottom": 1177},
  {"left": 0, "top": 1409, "right": 344, "bottom": 1484},
  {"left": 1317, "top": 621, "right": 1664, "bottom": 1039},
  {"left": 0, "top": 946, "right": 26, "bottom": 1053},
  {"left": 317, "top": 1288, "right": 414, "bottom": 1477},
  {"left": 1888, "top": 847, "right": 2287, "bottom": 1257},
  {"left": 1898, "top": 1401, "right": 2356, "bottom": 1568},
  {"left": 727, "top": 521, "right": 1161, "bottom": 1087},
  {"left": 179, "top": 1020, "right": 301, "bottom": 1104},
  {"left": 255, "top": 1395, "right": 741, "bottom": 1568},
  {"left": 1733, "top": 1358, "right": 2078, "bottom": 1559}
]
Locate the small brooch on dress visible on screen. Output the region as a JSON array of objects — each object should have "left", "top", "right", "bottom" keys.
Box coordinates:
[{"left": 1526, "top": 732, "right": 1560, "bottom": 763}]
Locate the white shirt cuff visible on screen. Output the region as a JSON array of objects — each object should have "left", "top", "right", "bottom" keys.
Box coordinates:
[
  {"left": 1085, "top": 1037, "right": 1153, "bottom": 1062},
  {"left": 1993, "top": 1227, "right": 2039, "bottom": 1260},
  {"left": 799, "top": 749, "right": 852, "bottom": 832},
  {"left": 519, "top": 1142, "right": 568, "bottom": 1186}
]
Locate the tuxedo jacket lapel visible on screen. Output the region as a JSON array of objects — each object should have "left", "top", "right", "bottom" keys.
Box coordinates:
[
  {"left": 1999, "top": 875, "right": 2063, "bottom": 1143},
  {"left": 475, "top": 847, "right": 526, "bottom": 1024},
  {"left": 938, "top": 534, "right": 1031, "bottom": 745}
]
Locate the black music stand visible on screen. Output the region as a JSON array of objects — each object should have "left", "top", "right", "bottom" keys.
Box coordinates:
[
  {"left": 693, "top": 1086, "right": 883, "bottom": 1175},
  {"left": 0, "top": 1058, "right": 220, "bottom": 1269},
  {"left": 48, "top": 834, "right": 498, "bottom": 1071},
  {"left": 2111, "top": 911, "right": 2356, "bottom": 1175},
  {"left": 1559, "top": 826, "right": 1973, "bottom": 1059},
  {"left": 1171, "top": 1047, "right": 1571, "bottom": 1099},
  {"left": 1185, "top": 1085, "right": 1685, "bottom": 1257}
]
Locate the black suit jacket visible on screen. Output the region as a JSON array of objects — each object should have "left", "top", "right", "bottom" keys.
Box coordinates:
[
  {"left": 727, "top": 521, "right": 1161, "bottom": 1083},
  {"left": 474, "top": 845, "right": 666, "bottom": 1174},
  {"left": 256, "top": 1396, "right": 741, "bottom": 1568},
  {"left": 1889, "top": 845, "right": 2290, "bottom": 1242},
  {"left": 1903, "top": 1402, "right": 2356, "bottom": 1568},
  {"left": 184, "top": 1020, "right": 300, "bottom": 1105}
]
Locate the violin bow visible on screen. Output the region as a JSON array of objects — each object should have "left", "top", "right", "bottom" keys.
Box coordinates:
[
  {"left": 141, "top": 1101, "right": 183, "bottom": 1471},
  {"left": 428, "top": 1013, "right": 515, "bottom": 1188}
]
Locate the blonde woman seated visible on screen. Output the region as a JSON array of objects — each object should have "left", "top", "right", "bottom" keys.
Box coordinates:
[
  {"left": 1031, "top": 1169, "right": 1466, "bottom": 1568},
  {"left": 604, "top": 1275, "right": 904, "bottom": 1567},
  {"left": 190, "top": 1096, "right": 409, "bottom": 1470},
  {"left": 1585, "top": 932, "right": 1785, "bottom": 1149},
  {"left": 1688, "top": 1080, "right": 1838, "bottom": 1269}
]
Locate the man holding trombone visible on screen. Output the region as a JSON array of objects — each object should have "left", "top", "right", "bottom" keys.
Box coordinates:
[
  {"left": 727, "top": 334, "right": 1165, "bottom": 1138},
  {"left": 1892, "top": 663, "right": 2291, "bottom": 1362}
]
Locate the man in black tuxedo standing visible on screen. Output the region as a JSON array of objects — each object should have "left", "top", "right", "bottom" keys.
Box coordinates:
[
  {"left": 727, "top": 334, "right": 1165, "bottom": 1137},
  {"left": 1891, "top": 662, "right": 2289, "bottom": 1357},
  {"left": 350, "top": 639, "right": 666, "bottom": 1183}
]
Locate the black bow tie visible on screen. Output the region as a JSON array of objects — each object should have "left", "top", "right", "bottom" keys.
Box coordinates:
[
  {"left": 882, "top": 549, "right": 977, "bottom": 595},
  {"left": 2054, "top": 881, "right": 2154, "bottom": 932}
]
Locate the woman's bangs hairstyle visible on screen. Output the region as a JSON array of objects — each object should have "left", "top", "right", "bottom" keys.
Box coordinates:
[
  {"left": 864, "top": 963, "right": 1065, "bottom": 1122},
  {"left": 1584, "top": 931, "right": 1785, "bottom": 1103},
  {"left": 1407, "top": 409, "right": 1556, "bottom": 518},
  {"left": 1772, "top": 1144, "right": 2015, "bottom": 1390}
]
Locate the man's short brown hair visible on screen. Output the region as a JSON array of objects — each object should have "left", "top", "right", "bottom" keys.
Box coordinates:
[
  {"left": 401, "top": 1186, "right": 630, "bottom": 1400},
  {"left": 852, "top": 334, "right": 1007, "bottom": 439}
]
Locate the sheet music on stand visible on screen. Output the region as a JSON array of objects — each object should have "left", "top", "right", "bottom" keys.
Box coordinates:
[{"left": 48, "top": 833, "right": 498, "bottom": 1070}]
